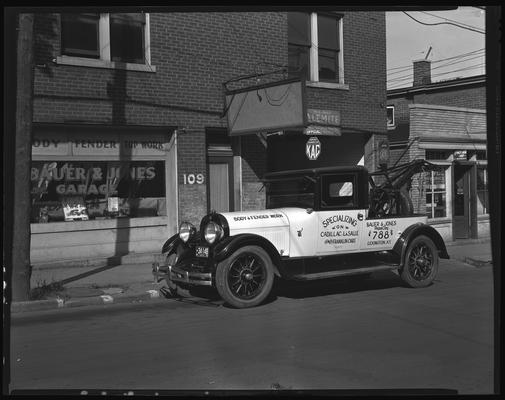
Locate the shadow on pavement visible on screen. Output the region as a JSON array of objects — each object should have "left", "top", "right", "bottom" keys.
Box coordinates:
[{"left": 272, "top": 270, "right": 405, "bottom": 300}]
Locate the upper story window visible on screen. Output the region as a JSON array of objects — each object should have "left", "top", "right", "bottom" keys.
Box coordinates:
[
  {"left": 288, "top": 12, "right": 343, "bottom": 84},
  {"left": 60, "top": 13, "right": 152, "bottom": 69},
  {"left": 386, "top": 106, "right": 395, "bottom": 129}
]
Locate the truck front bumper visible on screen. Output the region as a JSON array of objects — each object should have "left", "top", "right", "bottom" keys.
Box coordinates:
[{"left": 152, "top": 262, "right": 213, "bottom": 286}]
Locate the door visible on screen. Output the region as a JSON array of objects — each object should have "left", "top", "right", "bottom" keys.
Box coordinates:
[
  {"left": 316, "top": 173, "right": 363, "bottom": 255},
  {"left": 453, "top": 164, "right": 471, "bottom": 239},
  {"left": 208, "top": 156, "right": 234, "bottom": 213}
]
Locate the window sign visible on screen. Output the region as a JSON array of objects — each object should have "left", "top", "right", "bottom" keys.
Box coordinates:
[
  {"left": 453, "top": 150, "right": 468, "bottom": 160},
  {"left": 30, "top": 161, "right": 166, "bottom": 223},
  {"left": 62, "top": 195, "right": 90, "bottom": 221}
]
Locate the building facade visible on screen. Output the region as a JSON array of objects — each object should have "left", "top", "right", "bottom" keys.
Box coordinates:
[
  {"left": 387, "top": 60, "right": 488, "bottom": 241},
  {"left": 30, "top": 11, "right": 387, "bottom": 266}
]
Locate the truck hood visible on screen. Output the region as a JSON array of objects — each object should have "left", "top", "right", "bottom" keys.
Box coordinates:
[{"left": 220, "top": 209, "right": 291, "bottom": 232}]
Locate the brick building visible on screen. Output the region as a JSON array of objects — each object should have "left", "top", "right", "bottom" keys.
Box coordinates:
[
  {"left": 387, "top": 60, "right": 488, "bottom": 241},
  {"left": 29, "top": 11, "right": 387, "bottom": 266}
]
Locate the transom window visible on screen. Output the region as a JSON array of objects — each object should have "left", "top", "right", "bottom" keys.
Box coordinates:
[
  {"left": 60, "top": 13, "right": 149, "bottom": 65},
  {"left": 288, "top": 12, "right": 343, "bottom": 83}
]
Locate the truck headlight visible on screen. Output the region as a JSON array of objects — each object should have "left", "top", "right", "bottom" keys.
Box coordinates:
[
  {"left": 204, "top": 221, "right": 223, "bottom": 244},
  {"left": 179, "top": 222, "right": 196, "bottom": 243}
]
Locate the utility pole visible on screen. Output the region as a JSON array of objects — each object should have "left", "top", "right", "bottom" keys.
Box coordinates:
[{"left": 12, "top": 13, "right": 35, "bottom": 301}]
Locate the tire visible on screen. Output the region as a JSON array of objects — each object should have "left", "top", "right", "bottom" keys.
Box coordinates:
[
  {"left": 215, "top": 245, "right": 274, "bottom": 309},
  {"left": 400, "top": 235, "right": 438, "bottom": 288},
  {"left": 165, "top": 253, "right": 193, "bottom": 298}
]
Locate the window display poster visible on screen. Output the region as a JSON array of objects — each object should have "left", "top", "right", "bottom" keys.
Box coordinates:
[
  {"left": 30, "top": 161, "right": 166, "bottom": 223},
  {"left": 62, "top": 195, "right": 89, "bottom": 221}
]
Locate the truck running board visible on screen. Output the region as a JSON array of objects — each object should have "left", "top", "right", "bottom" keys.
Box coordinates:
[{"left": 289, "top": 264, "right": 398, "bottom": 281}]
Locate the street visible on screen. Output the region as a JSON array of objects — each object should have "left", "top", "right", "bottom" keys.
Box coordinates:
[{"left": 8, "top": 259, "right": 494, "bottom": 394}]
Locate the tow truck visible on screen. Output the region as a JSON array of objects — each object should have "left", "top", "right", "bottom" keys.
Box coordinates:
[{"left": 153, "top": 159, "right": 449, "bottom": 308}]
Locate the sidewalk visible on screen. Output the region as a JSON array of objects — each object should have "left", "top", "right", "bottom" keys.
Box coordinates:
[{"left": 10, "top": 237, "right": 494, "bottom": 314}]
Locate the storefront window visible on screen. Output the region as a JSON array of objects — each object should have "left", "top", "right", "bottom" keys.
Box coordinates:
[
  {"left": 477, "top": 166, "right": 489, "bottom": 215},
  {"left": 31, "top": 161, "right": 165, "bottom": 223},
  {"left": 424, "top": 169, "right": 446, "bottom": 219}
]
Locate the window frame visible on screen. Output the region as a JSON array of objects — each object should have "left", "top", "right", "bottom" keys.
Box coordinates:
[
  {"left": 288, "top": 11, "right": 345, "bottom": 86},
  {"left": 57, "top": 12, "right": 155, "bottom": 72},
  {"left": 476, "top": 164, "right": 489, "bottom": 215},
  {"left": 320, "top": 173, "right": 357, "bottom": 210},
  {"left": 386, "top": 106, "right": 395, "bottom": 129}
]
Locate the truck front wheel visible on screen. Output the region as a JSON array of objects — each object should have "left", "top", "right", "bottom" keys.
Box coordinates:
[
  {"left": 400, "top": 235, "right": 439, "bottom": 288},
  {"left": 215, "top": 245, "right": 274, "bottom": 308}
]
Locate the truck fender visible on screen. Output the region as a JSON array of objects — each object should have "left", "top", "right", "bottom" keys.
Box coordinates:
[
  {"left": 392, "top": 223, "right": 450, "bottom": 267},
  {"left": 213, "top": 234, "right": 282, "bottom": 277},
  {"left": 162, "top": 233, "right": 182, "bottom": 255}
]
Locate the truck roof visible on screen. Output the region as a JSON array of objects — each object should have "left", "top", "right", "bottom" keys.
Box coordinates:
[{"left": 263, "top": 165, "right": 368, "bottom": 180}]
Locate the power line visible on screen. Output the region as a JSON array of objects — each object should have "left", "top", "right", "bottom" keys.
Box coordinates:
[
  {"left": 402, "top": 11, "right": 485, "bottom": 34},
  {"left": 387, "top": 63, "right": 485, "bottom": 89},
  {"left": 419, "top": 11, "right": 485, "bottom": 32},
  {"left": 387, "top": 54, "right": 485, "bottom": 83},
  {"left": 387, "top": 47, "right": 485, "bottom": 73}
]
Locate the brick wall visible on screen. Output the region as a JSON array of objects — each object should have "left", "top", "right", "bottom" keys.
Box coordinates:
[
  {"left": 387, "top": 80, "right": 486, "bottom": 144},
  {"left": 33, "top": 12, "right": 286, "bottom": 220},
  {"left": 32, "top": 11, "right": 386, "bottom": 218},
  {"left": 306, "top": 12, "right": 387, "bottom": 136},
  {"left": 409, "top": 104, "right": 487, "bottom": 137}
]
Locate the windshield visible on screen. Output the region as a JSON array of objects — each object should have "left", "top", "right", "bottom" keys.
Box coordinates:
[{"left": 265, "top": 176, "right": 315, "bottom": 209}]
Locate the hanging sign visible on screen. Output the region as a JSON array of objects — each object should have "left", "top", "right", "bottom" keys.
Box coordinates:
[
  {"left": 305, "top": 109, "right": 342, "bottom": 136},
  {"left": 378, "top": 139, "right": 390, "bottom": 167},
  {"left": 306, "top": 136, "right": 321, "bottom": 160}
]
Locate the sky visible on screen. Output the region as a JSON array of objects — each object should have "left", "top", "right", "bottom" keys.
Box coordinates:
[{"left": 386, "top": 6, "right": 486, "bottom": 90}]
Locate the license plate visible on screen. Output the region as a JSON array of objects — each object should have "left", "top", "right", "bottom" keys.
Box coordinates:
[{"left": 195, "top": 246, "right": 209, "bottom": 258}]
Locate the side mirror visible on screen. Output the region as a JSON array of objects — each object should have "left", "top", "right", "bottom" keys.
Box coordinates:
[{"left": 306, "top": 208, "right": 314, "bottom": 214}]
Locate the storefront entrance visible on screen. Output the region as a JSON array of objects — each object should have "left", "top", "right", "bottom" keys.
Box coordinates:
[
  {"left": 208, "top": 156, "right": 234, "bottom": 212},
  {"left": 453, "top": 163, "right": 475, "bottom": 239}
]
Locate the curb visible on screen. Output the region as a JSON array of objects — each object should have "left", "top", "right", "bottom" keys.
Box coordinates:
[
  {"left": 10, "top": 289, "right": 165, "bottom": 314},
  {"left": 444, "top": 237, "right": 491, "bottom": 247},
  {"left": 462, "top": 257, "right": 493, "bottom": 268}
]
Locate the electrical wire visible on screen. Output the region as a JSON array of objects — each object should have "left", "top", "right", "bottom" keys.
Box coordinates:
[
  {"left": 387, "top": 48, "right": 485, "bottom": 74},
  {"left": 387, "top": 54, "right": 485, "bottom": 83},
  {"left": 402, "top": 11, "right": 485, "bottom": 34},
  {"left": 418, "top": 11, "right": 485, "bottom": 32},
  {"left": 387, "top": 63, "right": 485, "bottom": 89}
]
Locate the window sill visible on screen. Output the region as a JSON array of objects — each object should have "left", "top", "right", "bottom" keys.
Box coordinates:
[
  {"left": 427, "top": 217, "right": 451, "bottom": 224},
  {"left": 56, "top": 56, "right": 156, "bottom": 73},
  {"left": 306, "top": 81, "right": 349, "bottom": 90},
  {"left": 31, "top": 215, "right": 168, "bottom": 233}
]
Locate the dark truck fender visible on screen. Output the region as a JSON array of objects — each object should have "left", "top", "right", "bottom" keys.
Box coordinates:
[
  {"left": 392, "top": 223, "right": 450, "bottom": 267},
  {"left": 213, "top": 234, "right": 282, "bottom": 277},
  {"left": 161, "top": 233, "right": 182, "bottom": 255}
]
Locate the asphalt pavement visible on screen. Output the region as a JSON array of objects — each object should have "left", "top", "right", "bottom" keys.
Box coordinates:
[{"left": 9, "top": 237, "right": 494, "bottom": 314}]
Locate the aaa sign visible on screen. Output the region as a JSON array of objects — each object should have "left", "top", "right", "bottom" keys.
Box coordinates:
[{"left": 306, "top": 136, "right": 321, "bottom": 160}]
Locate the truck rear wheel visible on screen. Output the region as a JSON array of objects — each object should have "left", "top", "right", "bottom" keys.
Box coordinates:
[
  {"left": 215, "top": 245, "right": 274, "bottom": 308},
  {"left": 400, "top": 235, "right": 438, "bottom": 288}
]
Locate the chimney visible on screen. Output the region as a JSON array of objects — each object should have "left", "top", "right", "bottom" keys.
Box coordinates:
[{"left": 413, "top": 59, "right": 431, "bottom": 86}]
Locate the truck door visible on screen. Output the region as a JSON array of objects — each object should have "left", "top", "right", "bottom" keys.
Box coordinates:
[{"left": 316, "top": 173, "right": 364, "bottom": 255}]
